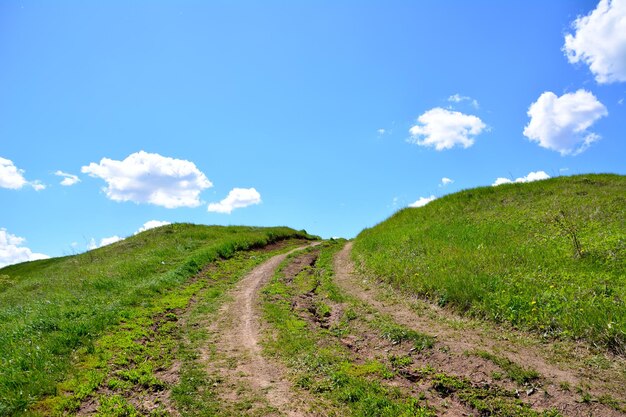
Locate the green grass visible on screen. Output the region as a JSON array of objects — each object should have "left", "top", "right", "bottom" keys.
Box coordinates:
[
  {"left": 471, "top": 351, "right": 540, "bottom": 385},
  {"left": 0, "top": 223, "right": 315, "bottom": 416},
  {"left": 353, "top": 174, "right": 626, "bottom": 353}
]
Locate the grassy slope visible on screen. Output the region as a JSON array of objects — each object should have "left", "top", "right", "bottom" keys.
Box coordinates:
[
  {"left": 353, "top": 174, "right": 625, "bottom": 352},
  {"left": 0, "top": 223, "right": 315, "bottom": 415}
]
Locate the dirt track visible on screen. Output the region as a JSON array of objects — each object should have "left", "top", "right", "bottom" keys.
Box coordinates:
[{"left": 204, "top": 245, "right": 316, "bottom": 416}]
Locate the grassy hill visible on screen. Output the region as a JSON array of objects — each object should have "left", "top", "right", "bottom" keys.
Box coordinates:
[
  {"left": 353, "top": 174, "right": 625, "bottom": 353},
  {"left": 0, "top": 224, "right": 315, "bottom": 415}
]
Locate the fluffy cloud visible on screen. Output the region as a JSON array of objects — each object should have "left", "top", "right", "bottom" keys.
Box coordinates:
[
  {"left": 208, "top": 188, "right": 261, "bottom": 214},
  {"left": 135, "top": 220, "right": 171, "bottom": 234},
  {"left": 81, "top": 151, "right": 213, "bottom": 208},
  {"left": 523, "top": 90, "right": 607, "bottom": 155},
  {"left": 0, "top": 229, "right": 49, "bottom": 268},
  {"left": 440, "top": 177, "right": 454, "bottom": 187},
  {"left": 492, "top": 171, "right": 550, "bottom": 186},
  {"left": 0, "top": 157, "right": 27, "bottom": 189},
  {"left": 0, "top": 157, "right": 45, "bottom": 190},
  {"left": 55, "top": 170, "right": 81, "bottom": 186},
  {"left": 448, "top": 94, "right": 479, "bottom": 108},
  {"left": 408, "top": 195, "right": 436, "bottom": 208},
  {"left": 564, "top": 0, "right": 626, "bottom": 84},
  {"left": 409, "top": 108, "right": 487, "bottom": 150}
]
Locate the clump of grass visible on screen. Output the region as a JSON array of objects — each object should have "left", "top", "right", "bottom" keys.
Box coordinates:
[
  {"left": 377, "top": 320, "right": 435, "bottom": 351},
  {"left": 353, "top": 174, "right": 626, "bottom": 353},
  {"left": 431, "top": 373, "right": 561, "bottom": 417},
  {"left": 473, "top": 351, "right": 540, "bottom": 385}
]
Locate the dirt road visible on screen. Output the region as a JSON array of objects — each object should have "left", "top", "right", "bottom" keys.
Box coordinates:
[{"left": 204, "top": 245, "right": 316, "bottom": 416}]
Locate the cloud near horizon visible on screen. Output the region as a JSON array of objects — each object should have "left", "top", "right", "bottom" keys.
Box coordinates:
[
  {"left": 87, "top": 220, "right": 173, "bottom": 250},
  {"left": 523, "top": 90, "right": 607, "bottom": 156},
  {"left": 492, "top": 171, "right": 550, "bottom": 186},
  {"left": 135, "top": 220, "right": 172, "bottom": 234},
  {"left": 408, "top": 195, "right": 436, "bottom": 208},
  {"left": 564, "top": 0, "right": 626, "bottom": 84},
  {"left": 0, "top": 228, "right": 50, "bottom": 268},
  {"left": 87, "top": 236, "right": 123, "bottom": 250},
  {"left": 208, "top": 188, "right": 262, "bottom": 214},
  {"left": 81, "top": 151, "right": 213, "bottom": 208},
  {"left": 409, "top": 108, "right": 487, "bottom": 150}
]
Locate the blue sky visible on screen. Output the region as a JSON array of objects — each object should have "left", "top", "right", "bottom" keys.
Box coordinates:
[{"left": 1, "top": 0, "right": 625, "bottom": 266}]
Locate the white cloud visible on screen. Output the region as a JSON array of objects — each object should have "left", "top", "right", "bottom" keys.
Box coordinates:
[
  {"left": 100, "top": 236, "right": 122, "bottom": 247},
  {"left": 448, "top": 94, "right": 479, "bottom": 109},
  {"left": 81, "top": 151, "right": 213, "bottom": 208},
  {"left": 523, "top": 90, "right": 607, "bottom": 155},
  {"left": 564, "top": 0, "right": 626, "bottom": 84},
  {"left": 0, "top": 228, "right": 49, "bottom": 268},
  {"left": 87, "top": 235, "right": 123, "bottom": 250},
  {"left": 55, "top": 170, "right": 80, "bottom": 186},
  {"left": 409, "top": 108, "right": 487, "bottom": 150},
  {"left": 135, "top": 220, "right": 171, "bottom": 234},
  {"left": 30, "top": 181, "right": 46, "bottom": 191},
  {"left": 492, "top": 171, "right": 550, "bottom": 186},
  {"left": 208, "top": 188, "right": 262, "bottom": 214},
  {"left": 0, "top": 157, "right": 45, "bottom": 191},
  {"left": 440, "top": 177, "right": 454, "bottom": 187},
  {"left": 0, "top": 157, "right": 28, "bottom": 189},
  {"left": 408, "top": 195, "right": 436, "bottom": 208}
]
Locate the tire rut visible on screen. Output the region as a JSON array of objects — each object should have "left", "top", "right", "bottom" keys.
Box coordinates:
[{"left": 204, "top": 244, "right": 318, "bottom": 416}]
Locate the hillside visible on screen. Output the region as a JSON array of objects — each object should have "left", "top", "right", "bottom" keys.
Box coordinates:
[
  {"left": 353, "top": 174, "right": 626, "bottom": 353},
  {"left": 0, "top": 224, "right": 316, "bottom": 416}
]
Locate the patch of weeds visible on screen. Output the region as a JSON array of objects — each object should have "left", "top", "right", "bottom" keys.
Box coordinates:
[
  {"left": 343, "top": 360, "right": 395, "bottom": 380},
  {"left": 389, "top": 354, "right": 413, "bottom": 369},
  {"left": 473, "top": 350, "right": 540, "bottom": 385},
  {"left": 96, "top": 394, "right": 143, "bottom": 416},
  {"left": 378, "top": 320, "right": 435, "bottom": 351},
  {"left": 344, "top": 308, "right": 358, "bottom": 321},
  {"left": 431, "top": 372, "right": 562, "bottom": 417},
  {"left": 598, "top": 394, "right": 626, "bottom": 412}
]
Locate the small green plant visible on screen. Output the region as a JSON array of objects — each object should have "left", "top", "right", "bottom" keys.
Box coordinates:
[
  {"left": 474, "top": 350, "right": 540, "bottom": 385},
  {"left": 553, "top": 210, "right": 584, "bottom": 258},
  {"left": 379, "top": 321, "right": 435, "bottom": 351}
]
